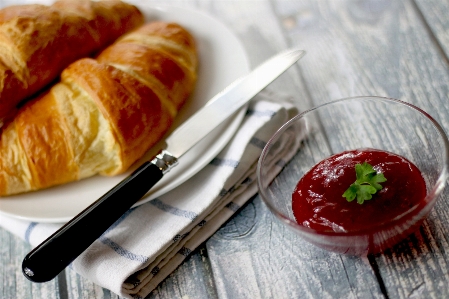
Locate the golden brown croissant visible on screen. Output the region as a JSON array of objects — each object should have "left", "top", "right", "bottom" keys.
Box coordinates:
[
  {"left": 0, "top": 21, "right": 198, "bottom": 196},
  {"left": 0, "top": 0, "right": 144, "bottom": 122}
]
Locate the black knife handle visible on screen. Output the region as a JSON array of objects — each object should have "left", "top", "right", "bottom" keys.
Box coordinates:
[{"left": 22, "top": 161, "right": 164, "bottom": 283}]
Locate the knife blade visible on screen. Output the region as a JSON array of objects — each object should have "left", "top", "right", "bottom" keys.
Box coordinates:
[{"left": 22, "top": 48, "right": 305, "bottom": 283}]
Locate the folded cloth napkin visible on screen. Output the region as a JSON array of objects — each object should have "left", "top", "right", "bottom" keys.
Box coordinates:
[{"left": 0, "top": 90, "right": 301, "bottom": 299}]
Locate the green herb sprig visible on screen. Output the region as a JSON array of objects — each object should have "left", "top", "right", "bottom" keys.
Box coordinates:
[{"left": 342, "top": 162, "right": 386, "bottom": 204}]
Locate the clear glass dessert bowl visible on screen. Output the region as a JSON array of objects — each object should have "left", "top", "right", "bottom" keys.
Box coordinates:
[{"left": 257, "top": 96, "right": 449, "bottom": 255}]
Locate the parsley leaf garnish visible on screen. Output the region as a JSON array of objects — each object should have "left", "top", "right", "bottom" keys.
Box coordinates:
[{"left": 342, "top": 162, "right": 386, "bottom": 204}]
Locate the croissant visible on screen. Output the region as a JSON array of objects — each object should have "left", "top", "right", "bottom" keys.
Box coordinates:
[
  {"left": 0, "top": 21, "right": 198, "bottom": 196},
  {"left": 0, "top": 0, "right": 144, "bottom": 122}
]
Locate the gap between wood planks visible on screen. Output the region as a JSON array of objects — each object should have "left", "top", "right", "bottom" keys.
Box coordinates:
[
  {"left": 57, "top": 272, "right": 69, "bottom": 299},
  {"left": 264, "top": 1, "right": 444, "bottom": 298},
  {"left": 368, "top": 255, "right": 389, "bottom": 298}
]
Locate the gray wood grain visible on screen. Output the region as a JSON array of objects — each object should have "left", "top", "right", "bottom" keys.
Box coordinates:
[
  {"left": 208, "top": 199, "right": 385, "bottom": 299},
  {"left": 147, "top": 247, "right": 218, "bottom": 299},
  {"left": 415, "top": 0, "right": 449, "bottom": 61},
  {"left": 268, "top": 0, "right": 449, "bottom": 298},
  {"left": 201, "top": 1, "right": 384, "bottom": 298},
  {"left": 0, "top": 228, "right": 62, "bottom": 299}
]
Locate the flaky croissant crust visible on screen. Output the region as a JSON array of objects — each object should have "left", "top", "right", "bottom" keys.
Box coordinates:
[
  {"left": 0, "top": 21, "right": 198, "bottom": 196},
  {"left": 0, "top": 0, "right": 144, "bottom": 122}
]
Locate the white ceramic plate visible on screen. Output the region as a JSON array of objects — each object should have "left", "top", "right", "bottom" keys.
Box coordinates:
[{"left": 0, "top": 4, "right": 250, "bottom": 223}]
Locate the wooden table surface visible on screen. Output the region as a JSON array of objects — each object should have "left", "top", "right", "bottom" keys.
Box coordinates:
[{"left": 2, "top": 0, "right": 449, "bottom": 298}]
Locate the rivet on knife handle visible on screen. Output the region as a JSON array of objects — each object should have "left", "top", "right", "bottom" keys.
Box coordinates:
[{"left": 151, "top": 150, "right": 179, "bottom": 174}]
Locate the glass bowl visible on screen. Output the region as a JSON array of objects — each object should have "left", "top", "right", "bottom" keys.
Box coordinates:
[{"left": 257, "top": 96, "right": 449, "bottom": 255}]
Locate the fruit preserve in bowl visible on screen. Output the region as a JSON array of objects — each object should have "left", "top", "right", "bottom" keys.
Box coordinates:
[{"left": 257, "top": 96, "right": 449, "bottom": 255}]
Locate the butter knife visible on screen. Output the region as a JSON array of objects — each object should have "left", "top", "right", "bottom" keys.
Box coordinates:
[{"left": 22, "top": 48, "right": 305, "bottom": 283}]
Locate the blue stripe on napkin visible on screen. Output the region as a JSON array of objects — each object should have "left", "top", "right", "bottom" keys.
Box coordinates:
[
  {"left": 178, "top": 247, "right": 191, "bottom": 257},
  {"left": 226, "top": 202, "right": 240, "bottom": 212},
  {"left": 249, "top": 137, "right": 266, "bottom": 149},
  {"left": 150, "top": 198, "right": 197, "bottom": 221},
  {"left": 99, "top": 236, "right": 148, "bottom": 263},
  {"left": 246, "top": 109, "right": 277, "bottom": 117},
  {"left": 209, "top": 158, "right": 239, "bottom": 168},
  {"left": 24, "top": 222, "right": 38, "bottom": 243}
]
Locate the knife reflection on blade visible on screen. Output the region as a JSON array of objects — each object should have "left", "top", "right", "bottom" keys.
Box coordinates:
[{"left": 22, "top": 48, "right": 305, "bottom": 283}]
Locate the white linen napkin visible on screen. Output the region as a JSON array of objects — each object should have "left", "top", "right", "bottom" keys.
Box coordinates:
[{"left": 0, "top": 91, "right": 301, "bottom": 299}]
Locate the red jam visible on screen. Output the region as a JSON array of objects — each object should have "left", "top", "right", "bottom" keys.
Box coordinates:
[{"left": 292, "top": 148, "right": 427, "bottom": 233}]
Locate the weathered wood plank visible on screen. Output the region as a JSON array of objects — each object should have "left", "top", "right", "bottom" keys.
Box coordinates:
[
  {"left": 270, "top": 0, "right": 449, "bottom": 298},
  {"left": 414, "top": 0, "right": 449, "bottom": 60},
  {"left": 201, "top": 1, "right": 387, "bottom": 298},
  {"left": 0, "top": 228, "right": 62, "bottom": 299},
  {"left": 194, "top": 0, "right": 311, "bottom": 109},
  {"left": 148, "top": 247, "right": 218, "bottom": 299},
  {"left": 208, "top": 198, "right": 385, "bottom": 298}
]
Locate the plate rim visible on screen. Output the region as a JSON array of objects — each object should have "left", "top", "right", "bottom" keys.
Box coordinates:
[{"left": 0, "top": 3, "right": 250, "bottom": 223}]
